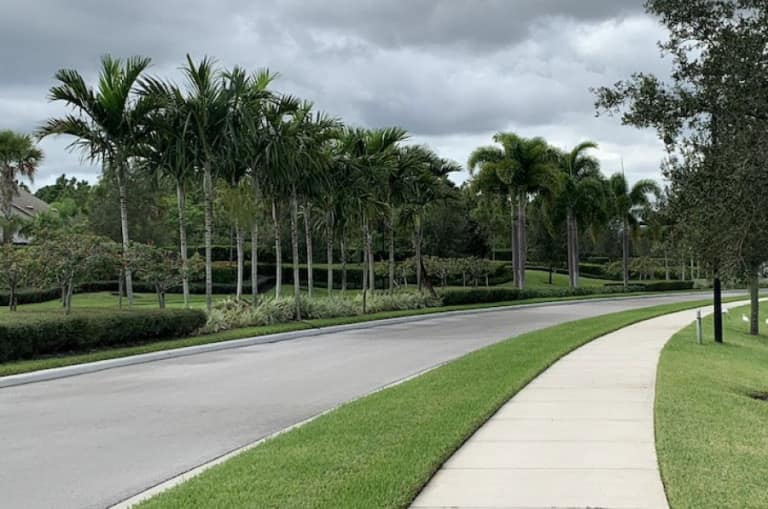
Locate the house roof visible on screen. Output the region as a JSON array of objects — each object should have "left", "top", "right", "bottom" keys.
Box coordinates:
[{"left": 11, "top": 188, "right": 50, "bottom": 218}]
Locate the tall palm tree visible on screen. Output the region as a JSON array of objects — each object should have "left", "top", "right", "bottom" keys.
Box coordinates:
[
  {"left": 609, "top": 172, "right": 660, "bottom": 287},
  {"left": 557, "top": 141, "right": 606, "bottom": 288},
  {"left": 180, "top": 55, "right": 230, "bottom": 312},
  {"left": 404, "top": 147, "right": 460, "bottom": 292},
  {"left": 469, "top": 133, "right": 558, "bottom": 288},
  {"left": 40, "top": 55, "right": 154, "bottom": 304},
  {"left": 138, "top": 79, "right": 196, "bottom": 306},
  {"left": 0, "top": 130, "right": 43, "bottom": 244}
]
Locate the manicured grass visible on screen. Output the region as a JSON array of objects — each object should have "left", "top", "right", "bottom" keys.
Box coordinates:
[
  {"left": 501, "top": 269, "right": 612, "bottom": 288},
  {"left": 656, "top": 305, "right": 768, "bottom": 508},
  {"left": 0, "top": 290, "right": 718, "bottom": 378},
  {"left": 136, "top": 299, "right": 723, "bottom": 509}
]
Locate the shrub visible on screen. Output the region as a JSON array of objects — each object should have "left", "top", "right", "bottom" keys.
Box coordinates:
[
  {"left": 202, "top": 292, "right": 443, "bottom": 333},
  {"left": 439, "top": 285, "right": 645, "bottom": 306},
  {"left": 638, "top": 281, "right": 695, "bottom": 291},
  {"left": 0, "top": 309, "right": 207, "bottom": 362},
  {"left": 0, "top": 287, "right": 61, "bottom": 306}
]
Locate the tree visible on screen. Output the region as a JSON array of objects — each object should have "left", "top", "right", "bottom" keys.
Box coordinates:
[
  {"left": 594, "top": 0, "right": 768, "bottom": 340},
  {"left": 468, "top": 133, "right": 559, "bottom": 288},
  {"left": 128, "top": 242, "right": 203, "bottom": 308},
  {"left": 556, "top": 141, "right": 606, "bottom": 288},
  {"left": 40, "top": 55, "right": 154, "bottom": 305},
  {"left": 608, "top": 173, "right": 660, "bottom": 288},
  {"left": 36, "top": 228, "right": 103, "bottom": 314},
  {"left": 0, "top": 245, "right": 36, "bottom": 310},
  {"left": 0, "top": 130, "right": 43, "bottom": 244}
]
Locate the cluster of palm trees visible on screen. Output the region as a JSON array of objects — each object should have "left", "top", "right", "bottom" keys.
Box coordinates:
[
  {"left": 468, "top": 133, "right": 659, "bottom": 289},
  {"left": 39, "top": 55, "right": 458, "bottom": 314}
]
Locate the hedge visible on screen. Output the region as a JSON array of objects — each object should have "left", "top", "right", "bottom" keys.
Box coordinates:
[
  {"left": 439, "top": 285, "right": 646, "bottom": 306},
  {"left": 0, "top": 288, "right": 61, "bottom": 306},
  {"left": 0, "top": 308, "right": 207, "bottom": 362},
  {"left": 604, "top": 280, "right": 694, "bottom": 291}
]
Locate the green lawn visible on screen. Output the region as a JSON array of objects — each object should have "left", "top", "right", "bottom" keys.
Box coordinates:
[
  {"left": 135, "top": 299, "right": 722, "bottom": 509},
  {"left": 656, "top": 304, "right": 768, "bottom": 508},
  {"left": 500, "top": 269, "right": 612, "bottom": 288}
]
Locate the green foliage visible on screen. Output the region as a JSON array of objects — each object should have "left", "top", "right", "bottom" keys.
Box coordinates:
[
  {"left": 439, "top": 285, "right": 645, "bottom": 306},
  {"left": 657, "top": 306, "right": 768, "bottom": 508},
  {"left": 0, "top": 308, "right": 206, "bottom": 362},
  {"left": 204, "top": 292, "right": 442, "bottom": 333}
]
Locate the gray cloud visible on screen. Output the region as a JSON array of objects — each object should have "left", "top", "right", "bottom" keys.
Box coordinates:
[{"left": 0, "top": 0, "right": 668, "bottom": 189}]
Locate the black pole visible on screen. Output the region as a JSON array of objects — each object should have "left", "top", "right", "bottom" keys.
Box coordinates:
[{"left": 713, "top": 271, "right": 723, "bottom": 343}]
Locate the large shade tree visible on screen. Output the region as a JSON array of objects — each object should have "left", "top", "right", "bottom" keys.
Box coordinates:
[{"left": 39, "top": 55, "right": 154, "bottom": 304}]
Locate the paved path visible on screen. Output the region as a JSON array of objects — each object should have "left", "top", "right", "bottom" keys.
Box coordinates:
[
  {"left": 0, "top": 294, "right": 726, "bottom": 509},
  {"left": 411, "top": 301, "right": 742, "bottom": 509}
]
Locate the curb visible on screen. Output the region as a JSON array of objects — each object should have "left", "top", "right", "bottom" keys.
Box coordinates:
[{"left": 0, "top": 291, "right": 730, "bottom": 389}]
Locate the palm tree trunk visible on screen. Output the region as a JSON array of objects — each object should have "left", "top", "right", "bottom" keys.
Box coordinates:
[
  {"left": 115, "top": 161, "right": 134, "bottom": 306},
  {"left": 509, "top": 196, "right": 518, "bottom": 285},
  {"left": 175, "top": 182, "right": 190, "bottom": 307},
  {"left": 303, "top": 202, "right": 313, "bottom": 298},
  {"left": 566, "top": 210, "right": 574, "bottom": 288},
  {"left": 415, "top": 214, "right": 423, "bottom": 293},
  {"left": 326, "top": 210, "right": 333, "bottom": 296},
  {"left": 251, "top": 222, "right": 258, "bottom": 300},
  {"left": 572, "top": 217, "right": 580, "bottom": 288},
  {"left": 622, "top": 218, "right": 630, "bottom": 288},
  {"left": 367, "top": 223, "right": 375, "bottom": 292},
  {"left": 272, "top": 200, "right": 282, "bottom": 298},
  {"left": 361, "top": 214, "right": 368, "bottom": 312},
  {"left": 235, "top": 221, "right": 244, "bottom": 299},
  {"left": 290, "top": 188, "right": 301, "bottom": 320},
  {"left": 340, "top": 232, "right": 347, "bottom": 293},
  {"left": 388, "top": 204, "right": 395, "bottom": 293},
  {"left": 664, "top": 249, "right": 670, "bottom": 281},
  {"left": 749, "top": 268, "right": 759, "bottom": 335},
  {"left": 517, "top": 191, "right": 527, "bottom": 289},
  {"left": 202, "top": 162, "right": 214, "bottom": 312}
]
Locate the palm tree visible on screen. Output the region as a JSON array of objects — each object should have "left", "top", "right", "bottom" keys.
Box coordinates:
[
  {"left": 138, "top": 79, "right": 196, "bottom": 306},
  {"left": 609, "top": 172, "right": 660, "bottom": 287},
  {"left": 0, "top": 130, "right": 43, "bottom": 244},
  {"left": 40, "top": 55, "right": 154, "bottom": 304},
  {"left": 404, "top": 147, "right": 461, "bottom": 292},
  {"left": 557, "top": 141, "right": 606, "bottom": 288},
  {"left": 469, "top": 133, "right": 558, "bottom": 288},
  {"left": 180, "top": 55, "right": 230, "bottom": 312}
]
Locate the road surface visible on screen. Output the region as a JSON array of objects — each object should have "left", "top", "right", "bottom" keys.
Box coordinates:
[{"left": 0, "top": 293, "right": 725, "bottom": 509}]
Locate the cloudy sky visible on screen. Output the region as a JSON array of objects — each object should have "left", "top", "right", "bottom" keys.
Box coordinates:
[{"left": 2, "top": 0, "right": 671, "bottom": 190}]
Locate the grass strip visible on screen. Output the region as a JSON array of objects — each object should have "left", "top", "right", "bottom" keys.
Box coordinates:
[
  {"left": 656, "top": 305, "right": 768, "bottom": 509},
  {"left": 0, "top": 291, "right": 716, "bottom": 378},
  {"left": 136, "top": 299, "right": 720, "bottom": 509}
]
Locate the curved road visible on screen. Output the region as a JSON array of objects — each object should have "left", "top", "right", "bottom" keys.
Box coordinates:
[{"left": 0, "top": 293, "right": 725, "bottom": 509}]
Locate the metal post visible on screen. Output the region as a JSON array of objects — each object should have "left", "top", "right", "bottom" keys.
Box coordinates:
[{"left": 696, "top": 310, "right": 703, "bottom": 345}]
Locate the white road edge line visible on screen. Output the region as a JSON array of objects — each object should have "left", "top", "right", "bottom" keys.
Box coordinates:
[
  {"left": 105, "top": 296, "right": 753, "bottom": 507},
  {"left": 109, "top": 361, "right": 446, "bottom": 509},
  {"left": 0, "top": 291, "right": 723, "bottom": 389}
]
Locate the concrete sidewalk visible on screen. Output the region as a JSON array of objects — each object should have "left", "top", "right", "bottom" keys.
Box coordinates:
[{"left": 411, "top": 302, "right": 739, "bottom": 509}]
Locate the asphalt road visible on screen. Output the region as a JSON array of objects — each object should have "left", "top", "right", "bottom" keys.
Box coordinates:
[{"left": 0, "top": 293, "right": 727, "bottom": 509}]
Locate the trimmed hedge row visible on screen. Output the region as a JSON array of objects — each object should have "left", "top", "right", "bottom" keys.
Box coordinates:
[
  {"left": 0, "top": 288, "right": 61, "bottom": 306},
  {"left": 604, "top": 280, "right": 694, "bottom": 292},
  {"left": 0, "top": 309, "right": 207, "bottom": 362},
  {"left": 439, "top": 285, "right": 646, "bottom": 306}
]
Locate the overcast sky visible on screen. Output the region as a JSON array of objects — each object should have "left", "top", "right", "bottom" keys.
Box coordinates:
[{"left": 2, "top": 0, "right": 671, "bottom": 190}]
